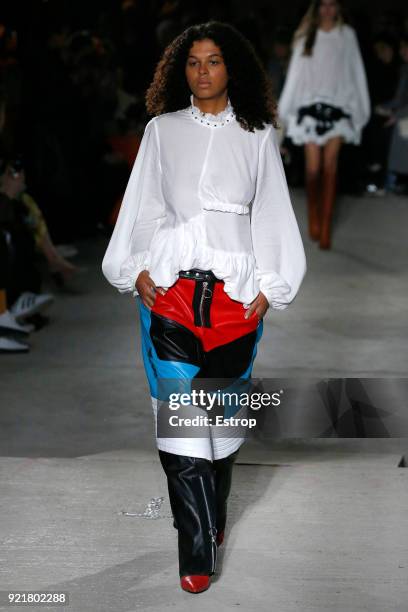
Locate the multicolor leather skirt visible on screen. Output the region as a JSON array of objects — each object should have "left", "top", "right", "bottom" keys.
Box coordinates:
[{"left": 136, "top": 268, "right": 264, "bottom": 461}]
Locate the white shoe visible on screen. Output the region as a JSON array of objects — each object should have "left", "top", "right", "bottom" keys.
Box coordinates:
[
  {"left": 0, "top": 310, "right": 34, "bottom": 334},
  {"left": 0, "top": 336, "right": 30, "bottom": 353},
  {"left": 10, "top": 292, "right": 55, "bottom": 322},
  {"left": 366, "top": 184, "right": 386, "bottom": 197}
]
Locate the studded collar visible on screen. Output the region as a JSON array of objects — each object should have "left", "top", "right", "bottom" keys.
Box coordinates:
[{"left": 188, "top": 93, "right": 235, "bottom": 128}]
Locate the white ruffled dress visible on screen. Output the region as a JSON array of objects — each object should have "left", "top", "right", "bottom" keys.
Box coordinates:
[
  {"left": 278, "top": 24, "right": 371, "bottom": 146},
  {"left": 102, "top": 94, "right": 306, "bottom": 310}
]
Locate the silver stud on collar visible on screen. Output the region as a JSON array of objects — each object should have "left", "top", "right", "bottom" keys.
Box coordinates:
[{"left": 189, "top": 95, "right": 234, "bottom": 128}]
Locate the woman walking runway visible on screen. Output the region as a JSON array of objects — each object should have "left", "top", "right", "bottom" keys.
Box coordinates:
[
  {"left": 102, "top": 20, "right": 306, "bottom": 593},
  {"left": 278, "top": 0, "right": 370, "bottom": 249}
]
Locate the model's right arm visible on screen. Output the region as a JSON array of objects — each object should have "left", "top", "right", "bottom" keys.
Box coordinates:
[
  {"left": 277, "top": 37, "right": 304, "bottom": 124},
  {"left": 102, "top": 117, "right": 166, "bottom": 294}
]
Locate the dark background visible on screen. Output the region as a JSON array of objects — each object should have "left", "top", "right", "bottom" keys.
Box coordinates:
[{"left": 1, "top": 0, "right": 407, "bottom": 242}]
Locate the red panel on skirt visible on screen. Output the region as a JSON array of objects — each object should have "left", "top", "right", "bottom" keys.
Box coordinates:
[{"left": 151, "top": 278, "right": 260, "bottom": 352}]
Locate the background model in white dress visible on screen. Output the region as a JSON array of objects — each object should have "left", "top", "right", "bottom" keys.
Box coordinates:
[{"left": 278, "top": 24, "right": 371, "bottom": 146}]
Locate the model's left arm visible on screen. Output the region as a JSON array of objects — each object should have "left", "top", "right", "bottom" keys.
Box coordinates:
[
  {"left": 347, "top": 27, "right": 371, "bottom": 133},
  {"left": 250, "top": 126, "right": 307, "bottom": 310}
]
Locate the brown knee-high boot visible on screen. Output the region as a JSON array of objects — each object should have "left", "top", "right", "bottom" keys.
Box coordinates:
[
  {"left": 319, "top": 168, "right": 337, "bottom": 250},
  {"left": 305, "top": 171, "right": 321, "bottom": 240}
]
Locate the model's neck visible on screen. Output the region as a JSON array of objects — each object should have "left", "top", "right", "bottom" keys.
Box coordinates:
[
  {"left": 192, "top": 92, "right": 229, "bottom": 115},
  {"left": 319, "top": 20, "right": 338, "bottom": 32}
]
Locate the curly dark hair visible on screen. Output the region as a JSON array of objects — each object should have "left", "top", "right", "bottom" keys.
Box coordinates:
[{"left": 145, "top": 20, "right": 278, "bottom": 133}]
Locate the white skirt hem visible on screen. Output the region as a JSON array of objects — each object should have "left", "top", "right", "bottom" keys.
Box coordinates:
[{"left": 286, "top": 114, "right": 361, "bottom": 146}]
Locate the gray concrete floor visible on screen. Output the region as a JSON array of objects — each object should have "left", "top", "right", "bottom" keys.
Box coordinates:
[{"left": 1, "top": 188, "right": 407, "bottom": 611}]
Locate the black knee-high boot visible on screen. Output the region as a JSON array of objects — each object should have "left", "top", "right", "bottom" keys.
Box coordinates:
[
  {"left": 171, "top": 448, "right": 240, "bottom": 541},
  {"left": 158, "top": 450, "right": 218, "bottom": 577},
  {"left": 213, "top": 448, "right": 240, "bottom": 535}
]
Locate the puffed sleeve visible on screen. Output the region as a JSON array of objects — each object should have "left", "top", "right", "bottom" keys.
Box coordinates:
[
  {"left": 347, "top": 27, "right": 371, "bottom": 133},
  {"left": 250, "top": 126, "right": 307, "bottom": 310},
  {"left": 102, "top": 117, "right": 166, "bottom": 295},
  {"left": 277, "top": 37, "right": 305, "bottom": 124}
]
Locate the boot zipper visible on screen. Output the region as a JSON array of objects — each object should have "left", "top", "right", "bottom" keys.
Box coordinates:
[{"left": 198, "top": 474, "right": 217, "bottom": 575}]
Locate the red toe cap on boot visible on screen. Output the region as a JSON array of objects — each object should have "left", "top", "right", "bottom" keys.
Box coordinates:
[{"left": 180, "top": 575, "right": 211, "bottom": 593}]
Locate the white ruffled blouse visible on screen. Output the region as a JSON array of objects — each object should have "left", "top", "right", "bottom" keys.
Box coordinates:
[{"left": 101, "top": 94, "right": 306, "bottom": 309}]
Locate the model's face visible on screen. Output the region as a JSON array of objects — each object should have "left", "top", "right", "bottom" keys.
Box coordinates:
[
  {"left": 318, "top": 0, "right": 339, "bottom": 23},
  {"left": 0, "top": 164, "right": 26, "bottom": 196},
  {"left": 185, "top": 38, "right": 229, "bottom": 100}
]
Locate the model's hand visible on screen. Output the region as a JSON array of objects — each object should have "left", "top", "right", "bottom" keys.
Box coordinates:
[
  {"left": 244, "top": 291, "right": 269, "bottom": 320},
  {"left": 135, "top": 270, "right": 167, "bottom": 308}
]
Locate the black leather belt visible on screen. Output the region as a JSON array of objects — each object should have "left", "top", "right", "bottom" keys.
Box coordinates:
[
  {"left": 297, "top": 102, "right": 351, "bottom": 136},
  {"left": 178, "top": 268, "right": 223, "bottom": 283}
]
